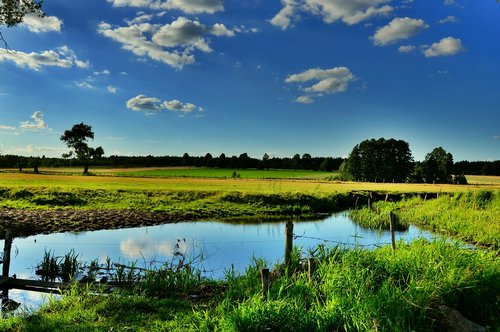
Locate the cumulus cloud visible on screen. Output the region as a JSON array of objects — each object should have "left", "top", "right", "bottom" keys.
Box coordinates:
[
  {"left": 398, "top": 45, "right": 415, "bottom": 53},
  {"left": 372, "top": 17, "right": 428, "bottom": 46},
  {"left": 98, "top": 18, "right": 237, "bottom": 69},
  {"left": 438, "top": 15, "right": 458, "bottom": 24},
  {"left": 108, "top": 0, "right": 223, "bottom": 14},
  {"left": 423, "top": 37, "right": 465, "bottom": 57},
  {"left": 270, "top": 0, "right": 393, "bottom": 30},
  {"left": 0, "top": 46, "right": 89, "bottom": 71},
  {"left": 152, "top": 17, "right": 212, "bottom": 52},
  {"left": 21, "top": 13, "right": 63, "bottom": 33},
  {"left": 19, "top": 111, "right": 49, "bottom": 130},
  {"left": 286, "top": 66, "right": 355, "bottom": 103},
  {"left": 126, "top": 94, "right": 203, "bottom": 114}
]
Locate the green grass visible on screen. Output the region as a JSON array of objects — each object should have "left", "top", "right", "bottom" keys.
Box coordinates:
[
  {"left": 2, "top": 240, "right": 499, "bottom": 331},
  {"left": 113, "top": 168, "right": 337, "bottom": 179},
  {"left": 350, "top": 190, "right": 500, "bottom": 249}
]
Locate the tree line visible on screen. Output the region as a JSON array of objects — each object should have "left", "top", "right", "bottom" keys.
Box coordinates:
[
  {"left": 338, "top": 138, "right": 500, "bottom": 183},
  {"left": 0, "top": 153, "right": 344, "bottom": 172}
]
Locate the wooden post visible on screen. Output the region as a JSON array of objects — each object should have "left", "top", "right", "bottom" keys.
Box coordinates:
[
  {"left": 389, "top": 212, "right": 396, "bottom": 251},
  {"left": 260, "top": 268, "right": 269, "bottom": 302},
  {"left": 284, "top": 221, "right": 293, "bottom": 274},
  {"left": 307, "top": 258, "right": 315, "bottom": 281},
  {"left": 2, "top": 229, "right": 13, "bottom": 277}
]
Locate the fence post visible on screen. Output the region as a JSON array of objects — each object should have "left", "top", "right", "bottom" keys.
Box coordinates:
[
  {"left": 2, "top": 228, "right": 13, "bottom": 277},
  {"left": 284, "top": 221, "right": 293, "bottom": 274},
  {"left": 308, "top": 258, "right": 315, "bottom": 281},
  {"left": 389, "top": 212, "right": 396, "bottom": 251},
  {"left": 261, "top": 268, "right": 269, "bottom": 302}
]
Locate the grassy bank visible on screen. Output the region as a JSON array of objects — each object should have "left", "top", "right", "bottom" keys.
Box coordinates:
[
  {"left": 2, "top": 240, "right": 499, "bottom": 331},
  {"left": 350, "top": 190, "right": 500, "bottom": 249}
]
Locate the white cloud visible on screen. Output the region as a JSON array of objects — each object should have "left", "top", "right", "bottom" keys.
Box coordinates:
[
  {"left": 270, "top": 0, "right": 300, "bottom": 30},
  {"left": 94, "top": 69, "right": 111, "bottom": 75},
  {"left": 108, "top": 0, "right": 223, "bottom": 14},
  {"left": 372, "top": 17, "right": 428, "bottom": 46},
  {"left": 295, "top": 95, "right": 313, "bottom": 104},
  {"left": 126, "top": 94, "right": 203, "bottom": 114},
  {"left": 19, "top": 111, "right": 49, "bottom": 130},
  {"left": 444, "top": 0, "right": 454, "bottom": 5},
  {"left": 21, "top": 13, "right": 63, "bottom": 33},
  {"left": 127, "top": 94, "right": 164, "bottom": 112},
  {"left": 211, "top": 23, "right": 235, "bottom": 37},
  {"left": 423, "top": 37, "right": 465, "bottom": 57},
  {"left": 107, "top": 85, "right": 118, "bottom": 93},
  {"left": 286, "top": 66, "right": 355, "bottom": 103},
  {"left": 163, "top": 100, "right": 197, "bottom": 112},
  {"left": 438, "top": 15, "right": 458, "bottom": 24},
  {"left": 398, "top": 45, "right": 415, "bottom": 53},
  {"left": 125, "top": 13, "right": 154, "bottom": 25},
  {"left": 0, "top": 46, "right": 88, "bottom": 71},
  {"left": 270, "top": 0, "right": 393, "bottom": 30},
  {"left": 11, "top": 144, "right": 67, "bottom": 156},
  {"left": 98, "top": 22, "right": 194, "bottom": 69},
  {"left": 75, "top": 81, "right": 95, "bottom": 89},
  {"left": 0, "top": 125, "right": 17, "bottom": 131},
  {"left": 152, "top": 17, "right": 212, "bottom": 52},
  {"left": 99, "top": 18, "right": 237, "bottom": 69}
]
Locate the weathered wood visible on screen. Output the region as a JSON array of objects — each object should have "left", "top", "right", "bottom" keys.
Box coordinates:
[
  {"left": 2, "top": 229, "right": 12, "bottom": 277},
  {"left": 284, "top": 221, "right": 293, "bottom": 273},
  {"left": 307, "top": 258, "right": 315, "bottom": 281},
  {"left": 260, "top": 268, "right": 269, "bottom": 302},
  {"left": 1, "top": 276, "right": 134, "bottom": 294},
  {"left": 389, "top": 212, "right": 396, "bottom": 251}
]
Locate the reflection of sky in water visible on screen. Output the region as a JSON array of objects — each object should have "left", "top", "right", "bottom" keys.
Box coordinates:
[{"left": 2, "top": 213, "right": 438, "bottom": 310}]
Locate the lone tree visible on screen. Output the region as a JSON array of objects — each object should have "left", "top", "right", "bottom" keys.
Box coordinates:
[
  {"left": 60, "top": 123, "right": 104, "bottom": 175},
  {"left": 0, "top": 0, "right": 44, "bottom": 48},
  {"left": 420, "top": 147, "right": 454, "bottom": 184}
]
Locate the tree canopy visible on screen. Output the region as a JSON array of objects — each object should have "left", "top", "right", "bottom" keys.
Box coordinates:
[
  {"left": 417, "top": 147, "right": 454, "bottom": 184},
  {"left": 60, "top": 123, "right": 104, "bottom": 174},
  {"left": 340, "top": 138, "right": 414, "bottom": 182},
  {"left": 0, "top": 0, "right": 44, "bottom": 47}
]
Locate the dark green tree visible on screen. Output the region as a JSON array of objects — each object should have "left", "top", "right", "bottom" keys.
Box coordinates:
[
  {"left": 341, "top": 138, "right": 414, "bottom": 182},
  {"left": 421, "top": 147, "right": 454, "bottom": 183},
  {"left": 60, "top": 123, "right": 104, "bottom": 175},
  {"left": 217, "top": 153, "right": 226, "bottom": 168},
  {"left": 262, "top": 153, "right": 270, "bottom": 170},
  {"left": 204, "top": 153, "right": 213, "bottom": 167}
]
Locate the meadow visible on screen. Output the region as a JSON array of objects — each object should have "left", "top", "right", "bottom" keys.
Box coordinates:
[{"left": 0, "top": 169, "right": 499, "bottom": 331}]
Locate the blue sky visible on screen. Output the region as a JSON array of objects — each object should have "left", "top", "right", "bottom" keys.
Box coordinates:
[{"left": 0, "top": 0, "right": 499, "bottom": 162}]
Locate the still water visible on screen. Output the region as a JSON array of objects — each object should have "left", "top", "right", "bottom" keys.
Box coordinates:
[{"left": 3, "top": 212, "right": 437, "bottom": 311}]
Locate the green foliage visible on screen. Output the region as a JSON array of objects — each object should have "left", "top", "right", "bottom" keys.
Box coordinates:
[
  {"left": 341, "top": 138, "right": 414, "bottom": 183},
  {"left": 350, "top": 190, "right": 500, "bottom": 249},
  {"left": 60, "top": 123, "right": 104, "bottom": 174},
  {"left": 0, "top": 0, "right": 44, "bottom": 27},
  {"left": 419, "top": 147, "right": 454, "bottom": 184}
]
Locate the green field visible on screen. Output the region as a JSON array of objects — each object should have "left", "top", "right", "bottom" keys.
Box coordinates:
[
  {"left": 1, "top": 170, "right": 499, "bottom": 331},
  {"left": 113, "top": 168, "right": 337, "bottom": 179}
]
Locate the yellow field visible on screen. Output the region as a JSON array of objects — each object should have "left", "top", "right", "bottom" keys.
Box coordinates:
[
  {"left": 466, "top": 175, "right": 500, "bottom": 185},
  {"left": 1, "top": 172, "right": 499, "bottom": 194}
]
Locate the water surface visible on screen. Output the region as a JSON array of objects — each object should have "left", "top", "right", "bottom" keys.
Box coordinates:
[{"left": 3, "top": 212, "right": 437, "bottom": 311}]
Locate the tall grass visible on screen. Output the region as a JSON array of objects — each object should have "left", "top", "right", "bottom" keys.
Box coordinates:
[
  {"left": 4, "top": 240, "right": 498, "bottom": 331},
  {"left": 350, "top": 190, "right": 500, "bottom": 249}
]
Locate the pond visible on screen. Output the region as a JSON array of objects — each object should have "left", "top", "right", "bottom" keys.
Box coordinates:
[{"left": 2, "top": 212, "right": 437, "bottom": 312}]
